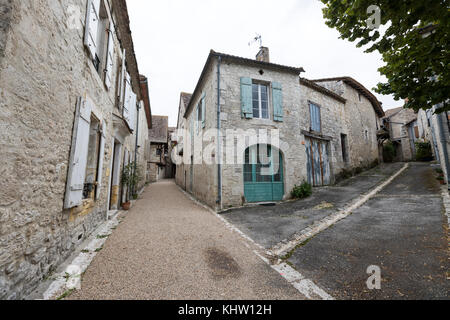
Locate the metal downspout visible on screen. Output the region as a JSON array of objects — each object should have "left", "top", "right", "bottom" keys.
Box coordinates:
[
  {"left": 133, "top": 102, "right": 141, "bottom": 196},
  {"left": 216, "top": 56, "right": 222, "bottom": 208}
]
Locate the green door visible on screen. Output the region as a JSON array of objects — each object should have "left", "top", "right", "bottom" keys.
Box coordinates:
[{"left": 244, "top": 145, "right": 284, "bottom": 203}]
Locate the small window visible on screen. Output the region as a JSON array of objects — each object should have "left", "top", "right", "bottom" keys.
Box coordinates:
[
  {"left": 341, "top": 134, "right": 349, "bottom": 163},
  {"left": 359, "top": 94, "right": 362, "bottom": 102},
  {"left": 365, "top": 130, "right": 369, "bottom": 140},
  {"left": 309, "top": 102, "right": 321, "bottom": 132},
  {"left": 252, "top": 83, "right": 269, "bottom": 119}
]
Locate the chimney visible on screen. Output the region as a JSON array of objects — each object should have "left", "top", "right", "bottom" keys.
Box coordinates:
[{"left": 256, "top": 47, "right": 270, "bottom": 63}]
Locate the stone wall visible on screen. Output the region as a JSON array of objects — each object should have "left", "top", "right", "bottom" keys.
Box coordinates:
[
  {"left": 0, "top": 0, "right": 13, "bottom": 60},
  {"left": 0, "top": 0, "right": 139, "bottom": 299}
]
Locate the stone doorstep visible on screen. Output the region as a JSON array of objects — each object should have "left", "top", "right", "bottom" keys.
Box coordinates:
[{"left": 25, "top": 211, "right": 123, "bottom": 300}]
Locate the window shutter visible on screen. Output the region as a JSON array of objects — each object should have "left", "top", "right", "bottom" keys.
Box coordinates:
[
  {"left": 95, "top": 121, "right": 107, "bottom": 200},
  {"left": 272, "top": 82, "right": 283, "bottom": 122},
  {"left": 128, "top": 91, "right": 136, "bottom": 131},
  {"left": 240, "top": 77, "right": 253, "bottom": 119},
  {"left": 64, "top": 97, "right": 92, "bottom": 209},
  {"left": 119, "top": 49, "right": 126, "bottom": 105},
  {"left": 104, "top": 25, "right": 114, "bottom": 90},
  {"left": 201, "top": 92, "right": 206, "bottom": 128},
  {"left": 84, "top": 0, "right": 100, "bottom": 60},
  {"left": 310, "top": 103, "right": 321, "bottom": 132},
  {"left": 123, "top": 73, "right": 131, "bottom": 125}
]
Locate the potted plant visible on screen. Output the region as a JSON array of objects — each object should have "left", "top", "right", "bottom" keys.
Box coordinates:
[
  {"left": 437, "top": 176, "right": 445, "bottom": 185},
  {"left": 121, "top": 162, "right": 142, "bottom": 210}
]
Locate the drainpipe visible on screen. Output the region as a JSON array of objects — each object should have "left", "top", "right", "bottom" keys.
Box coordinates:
[
  {"left": 216, "top": 55, "right": 222, "bottom": 208},
  {"left": 133, "top": 102, "right": 141, "bottom": 197},
  {"left": 436, "top": 104, "right": 450, "bottom": 190}
]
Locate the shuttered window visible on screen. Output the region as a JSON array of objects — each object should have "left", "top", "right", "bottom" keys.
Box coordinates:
[
  {"left": 272, "top": 82, "right": 283, "bottom": 122},
  {"left": 309, "top": 102, "right": 321, "bottom": 132},
  {"left": 252, "top": 83, "right": 269, "bottom": 119},
  {"left": 64, "top": 98, "right": 93, "bottom": 209},
  {"left": 84, "top": 0, "right": 100, "bottom": 60}
]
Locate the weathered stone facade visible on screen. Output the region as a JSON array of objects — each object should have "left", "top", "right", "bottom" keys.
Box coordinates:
[
  {"left": 382, "top": 107, "right": 418, "bottom": 161},
  {"left": 175, "top": 50, "right": 384, "bottom": 211},
  {"left": 0, "top": 0, "right": 149, "bottom": 299}
]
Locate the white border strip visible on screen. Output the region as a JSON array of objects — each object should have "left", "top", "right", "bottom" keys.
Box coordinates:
[{"left": 41, "top": 214, "right": 121, "bottom": 300}]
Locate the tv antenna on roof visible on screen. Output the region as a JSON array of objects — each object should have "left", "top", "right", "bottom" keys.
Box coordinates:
[{"left": 248, "top": 34, "right": 263, "bottom": 48}]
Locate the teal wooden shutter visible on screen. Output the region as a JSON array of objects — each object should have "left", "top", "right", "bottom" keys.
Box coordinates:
[
  {"left": 310, "top": 103, "right": 321, "bottom": 132},
  {"left": 240, "top": 77, "right": 253, "bottom": 119},
  {"left": 272, "top": 82, "right": 283, "bottom": 122},
  {"left": 201, "top": 92, "right": 206, "bottom": 128}
]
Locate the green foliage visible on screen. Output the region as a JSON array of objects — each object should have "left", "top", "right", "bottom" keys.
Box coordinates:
[
  {"left": 122, "top": 161, "right": 142, "bottom": 199},
  {"left": 383, "top": 142, "right": 396, "bottom": 162},
  {"left": 415, "top": 141, "right": 433, "bottom": 161},
  {"left": 291, "top": 181, "right": 313, "bottom": 199},
  {"left": 320, "top": 0, "right": 449, "bottom": 112}
]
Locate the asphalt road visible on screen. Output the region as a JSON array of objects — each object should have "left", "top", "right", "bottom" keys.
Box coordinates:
[
  {"left": 221, "top": 163, "right": 405, "bottom": 249},
  {"left": 286, "top": 163, "right": 449, "bottom": 299}
]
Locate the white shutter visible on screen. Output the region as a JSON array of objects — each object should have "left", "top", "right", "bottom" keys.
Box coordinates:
[
  {"left": 96, "top": 121, "right": 107, "bottom": 200},
  {"left": 104, "top": 26, "right": 114, "bottom": 89},
  {"left": 128, "top": 91, "right": 137, "bottom": 132},
  {"left": 64, "top": 97, "right": 92, "bottom": 209},
  {"left": 119, "top": 49, "right": 126, "bottom": 105},
  {"left": 123, "top": 73, "right": 131, "bottom": 125},
  {"left": 84, "top": 0, "right": 101, "bottom": 60}
]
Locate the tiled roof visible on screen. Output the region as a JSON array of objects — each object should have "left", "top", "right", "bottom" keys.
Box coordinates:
[
  {"left": 148, "top": 116, "right": 168, "bottom": 144},
  {"left": 311, "top": 77, "right": 385, "bottom": 117},
  {"left": 300, "top": 78, "right": 347, "bottom": 104},
  {"left": 383, "top": 107, "right": 403, "bottom": 119}
]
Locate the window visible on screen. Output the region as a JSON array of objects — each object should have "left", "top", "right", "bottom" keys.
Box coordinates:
[
  {"left": 84, "top": 116, "right": 101, "bottom": 199},
  {"left": 358, "top": 93, "right": 362, "bottom": 102},
  {"left": 365, "top": 130, "right": 369, "bottom": 140},
  {"left": 84, "top": 0, "right": 114, "bottom": 86},
  {"left": 252, "top": 83, "right": 269, "bottom": 119},
  {"left": 244, "top": 145, "right": 283, "bottom": 183},
  {"left": 341, "top": 134, "right": 348, "bottom": 163},
  {"left": 309, "top": 102, "right": 321, "bottom": 132}
]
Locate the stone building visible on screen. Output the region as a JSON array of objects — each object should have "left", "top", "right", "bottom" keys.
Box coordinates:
[
  {"left": 174, "top": 48, "right": 385, "bottom": 211},
  {"left": 174, "top": 92, "right": 193, "bottom": 190},
  {"left": 382, "top": 107, "right": 419, "bottom": 161},
  {"left": 148, "top": 116, "right": 169, "bottom": 182},
  {"left": 417, "top": 107, "right": 450, "bottom": 184},
  {"left": 0, "top": 0, "right": 150, "bottom": 299}
]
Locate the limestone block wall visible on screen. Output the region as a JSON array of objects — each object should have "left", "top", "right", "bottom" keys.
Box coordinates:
[
  {"left": 319, "top": 81, "right": 380, "bottom": 168},
  {"left": 183, "top": 60, "right": 218, "bottom": 209},
  {"left": 300, "top": 85, "right": 348, "bottom": 176},
  {"left": 0, "top": 0, "right": 137, "bottom": 299}
]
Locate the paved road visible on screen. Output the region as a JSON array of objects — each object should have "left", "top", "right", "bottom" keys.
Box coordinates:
[
  {"left": 286, "top": 163, "right": 449, "bottom": 299},
  {"left": 221, "top": 163, "right": 404, "bottom": 249},
  {"left": 69, "top": 180, "right": 304, "bottom": 300}
]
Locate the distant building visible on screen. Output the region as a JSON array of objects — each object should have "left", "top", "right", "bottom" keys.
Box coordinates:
[
  {"left": 382, "top": 107, "right": 419, "bottom": 161},
  {"left": 148, "top": 116, "right": 169, "bottom": 182}
]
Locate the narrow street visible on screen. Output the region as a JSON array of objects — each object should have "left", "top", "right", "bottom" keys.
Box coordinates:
[{"left": 69, "top": 180, "right": 305, "bottom": 300}]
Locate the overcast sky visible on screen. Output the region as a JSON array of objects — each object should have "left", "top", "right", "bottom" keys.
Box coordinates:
[{"left": 127, "top": 0, "right": 399, "bottom": 127}]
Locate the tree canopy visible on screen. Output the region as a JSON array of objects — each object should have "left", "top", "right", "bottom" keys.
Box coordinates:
[{"left": 321, "top": 0, "right": 449, "bottom": 112}]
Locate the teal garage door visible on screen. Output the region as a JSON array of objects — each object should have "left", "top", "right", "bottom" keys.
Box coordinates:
[{"left": 244, "top": 145, "right": 284, "bottom": 203}]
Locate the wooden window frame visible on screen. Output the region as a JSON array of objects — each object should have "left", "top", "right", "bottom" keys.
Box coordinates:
[{"left": 252, "top": 81, "right": 270, "bottom": 120}]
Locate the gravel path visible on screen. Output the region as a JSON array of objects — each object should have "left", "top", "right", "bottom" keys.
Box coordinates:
[{"left": 69, "top": 180, "right": 304, "bottom": 300}]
